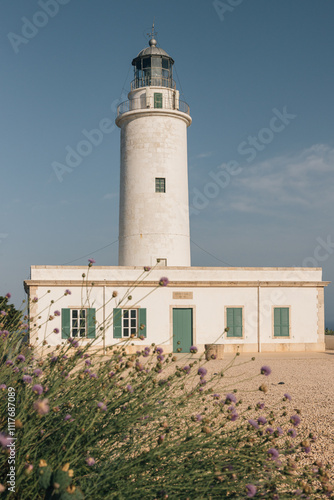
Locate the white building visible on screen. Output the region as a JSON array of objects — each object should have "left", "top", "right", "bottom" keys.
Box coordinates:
[{"left": 24, "top": 32, "right": 329, "bottom": 354}]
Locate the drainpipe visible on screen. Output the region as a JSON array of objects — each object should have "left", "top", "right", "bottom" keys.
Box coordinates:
[{"left": 257, "top": 281, "right": 261, "bottom": 353}]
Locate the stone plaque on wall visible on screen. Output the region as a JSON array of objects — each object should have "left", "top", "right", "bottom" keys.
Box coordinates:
[{"left": 173, "top": 292, "right": 193, "bottom": 299}]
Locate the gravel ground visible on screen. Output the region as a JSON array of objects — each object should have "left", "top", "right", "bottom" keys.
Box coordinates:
[{"left": 185, "top": 351, "right": 334, "bottom": 478}]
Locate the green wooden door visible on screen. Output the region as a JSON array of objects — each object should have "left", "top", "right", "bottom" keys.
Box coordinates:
[{"left": 173, "top": 308, "right": 193, "bottom": 353}]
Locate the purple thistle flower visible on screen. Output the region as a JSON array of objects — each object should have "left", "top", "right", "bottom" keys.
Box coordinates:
[
  {"left": 33, "top": 369, "right": 43, "bottom": 377},
  {"left": 0, "top": 433, "right": 13, "bottom": 448},
  {"left": 287, "top": 428, "right": 297, "bottom": 438},
  {"left": 266, "top": 426, "right": 274, "bottom": 435},
  {"left": 13, "top": 367, "right": 19, "bottom": 373},
  {"left": 108, "top": 371, "right": 115, "bottom": 378},
  {"left": 53, "top": 328, "right": 59, "bottom": 334},
  {"left": 195, "top": 414, "right": 202, "bottom": 421},
  {"left": 156, "top": 347, "right": 164, "bottom": 355},
  {"left": 261, "top": 365, "right": 271, "bottom": 376},
  {"left": 126, "top": 384, "right": 134, "bottom": 393},
  {"left": 89, "top": 373, "right": 98, "bottom": 379},
  {"left": 64, "top": 414, "right": 72, "bottom": 421},
  {"left": 190, "top": 345, "right": 198, "bottom": 353},
  {"left": 157, "top": 355, "right": 164, "bottom": 362},
  {"left": 248, "top": 419, "right": 259, "bottom": 429},
  {"left": 1, "top": 330, "right": 10, "bottom": 339},
  {"left": 0, "top": 311, "right": 6, "bottom": 316},
  {"left": 199, "top": 378, "right": 207, "bottom": 385},
  {"left": 258, "top": 416, "right": 267, "bottom": 425},
  {"left": 197, "top": 367, "right": 207, "bottom": 376},
  {"left": 54, "top": 310, "right": 60, "bottom": 316},
  {"left": 64, "top": 289, "right": 71, "bottom": 295},
  {"left": 50, "top": 356, "right": 58, "bottom": 362},
  {"left": 97, "top": 402, "right": 107, "bottom": 411},
  {"left": 85, "top": 359, "right": 91, "bottom": 366},
  {"left": 22, "top": 375, "right": 32, "bottom": 384},
  {"left": 283, "top": 393, "right": 292, "bottom": 401},
  {"left": 267, "top": 448, "right": 279, "bottom": 460},
  {"left": 182, "top": 365, "right": 191, "bottom": 374},
  {"left": 246, "top": 484, "right": 257, "bottom": 498},
  {"left": 33, "top": 399, "right": 49, "bottom": 415},
  {"left": 5, "top": 360, "right": 13, "bottom": 366},
  {"left": 303, "top": 446, "right": 311, "bottom": 454},
  {"left": 0, "top": 384, "right": 7, "bottom": 390},
  {"left": 290, "top": 414, "right": 301, "bottom": 427},
  {"left": 5, "top": 293, "right": 11, "bottom": 299},
  {"left": 230, "top": 412, "right": 239, "bottom": 421},
  {"left": 84, "top": 369, "right": 91, "bottom": 375},
  {"left": 159, "top": 277, "right": 169, "bottom": 287},
  {"left": 256, "top": 402, "right": 265, "bottom": 409},
  {"left": 144, "top": 266, "right": 151, "bottom": 271},
  {"left": 276, "top": 426, "right": 284, "bottom": 436},
  {"left": 32, "top": 384, "right": 43, "bottom": 395},
  {"left": 225, "top": 393, "right": 237, "bottom": 404},
  {"left": 32, "top": 297, "right": 38, "bottom": 303},
  {"left": 16, "top": 354, "right": 25, "bottom": 362},
  {"left": 88, "top": 258, "right": 96, "bottom": 264},
  {"left": 86, "top": 457, "right": 95, "bottom": 466},
  {"left": 212, "top": 393, "right": 220, "bottom": 399}
]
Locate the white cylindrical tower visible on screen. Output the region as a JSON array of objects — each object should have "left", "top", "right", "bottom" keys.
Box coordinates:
[{"left": 116, "top": 34, "right": 192, "bottom": 267}]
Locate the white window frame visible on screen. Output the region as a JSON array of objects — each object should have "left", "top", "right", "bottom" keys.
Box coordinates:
[
  {"left": 71, "top": 309, "right": 87, "bottom": 338},
  {"left": 122, "top": 309, "right": 138, "bottom": 338}
]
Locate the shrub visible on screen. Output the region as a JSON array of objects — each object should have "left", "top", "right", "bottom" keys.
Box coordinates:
[{"left": 0, "top": 266, "right": 332, "bottom": 499}]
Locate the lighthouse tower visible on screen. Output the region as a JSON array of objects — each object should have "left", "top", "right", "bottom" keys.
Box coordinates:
[{"left": 116, "top": 28, "right": 192, "bottom": 267}]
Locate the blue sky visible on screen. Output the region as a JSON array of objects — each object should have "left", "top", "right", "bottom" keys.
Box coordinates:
[{"left": 1, "top": 0, "right": 334, "bottom": 327}]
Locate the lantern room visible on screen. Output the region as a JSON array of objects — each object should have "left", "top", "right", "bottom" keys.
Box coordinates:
[{"left": 131, "top": 37, "right": 175, "bottom": 90}]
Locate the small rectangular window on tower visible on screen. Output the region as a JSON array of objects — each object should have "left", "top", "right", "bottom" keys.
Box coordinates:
[
  {"left": 155, "top": 177, "right": 166, "bottom": 193},
  {"left": 154, "top": 92, "right": 163, "bottom": 108}
]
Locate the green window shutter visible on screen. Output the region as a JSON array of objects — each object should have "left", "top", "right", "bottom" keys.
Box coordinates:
[
  {"left": 61, "top": 308, "right": 70, "bottom": 339},
  {"left": 274, "top": 308, "right": 289, "bottom": 337},
  {"left": 226, "top": 308, "right": 242, "bottom": 337},
  {"left": 226, "top": 308, "right": 234, "bottom": 337},
  {"left": 274, "top": 308, "right": 281, "bottom": 337},
  {"left": 154, "top": 93, "right": 163, "bottom": 108},
  {"left": 113, "top": 308, "right": 122, "bottom": 338},
  {"left": 233, "top": 308, "right": 242, "bottom": 338},
  {"left": 138, "top": 308, "right": 147, "bottom": 338},
  {"left": 87, "top": 308, "right": 96, "bottom": 338},
  {"left": 280, "top": 308, "right": 289, "bottom": 336}
]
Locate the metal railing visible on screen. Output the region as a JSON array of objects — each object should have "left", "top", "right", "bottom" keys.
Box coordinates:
[
  {"left": 131, "top": 77, "right": 176, "bottom": 90},
  {"left": 117, "top": 97, "right": 190, "bottom": 117}
]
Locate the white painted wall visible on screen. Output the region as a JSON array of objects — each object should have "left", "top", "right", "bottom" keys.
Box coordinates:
[
  {"left": 26, "top": 266, "right": 326, "bottom": 353},
  {"left": 29, "top": 265, "right": 323, "bottom": 282},
  {"left": 116, "top": 91, "right": 192, "bottom": 267}
]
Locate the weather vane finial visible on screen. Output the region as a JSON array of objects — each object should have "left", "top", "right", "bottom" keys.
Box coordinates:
[{"left": 147, "top": 18, "right": 158, "bottom": 46}]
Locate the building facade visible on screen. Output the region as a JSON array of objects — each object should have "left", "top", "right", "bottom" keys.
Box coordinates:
[{"left": 24, "top": 33, "right": 329, "bottom": 354}]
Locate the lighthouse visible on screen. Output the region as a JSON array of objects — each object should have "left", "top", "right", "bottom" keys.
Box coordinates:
[{"left": 116, "top": 27, "right": 192, "bottom": 267}]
